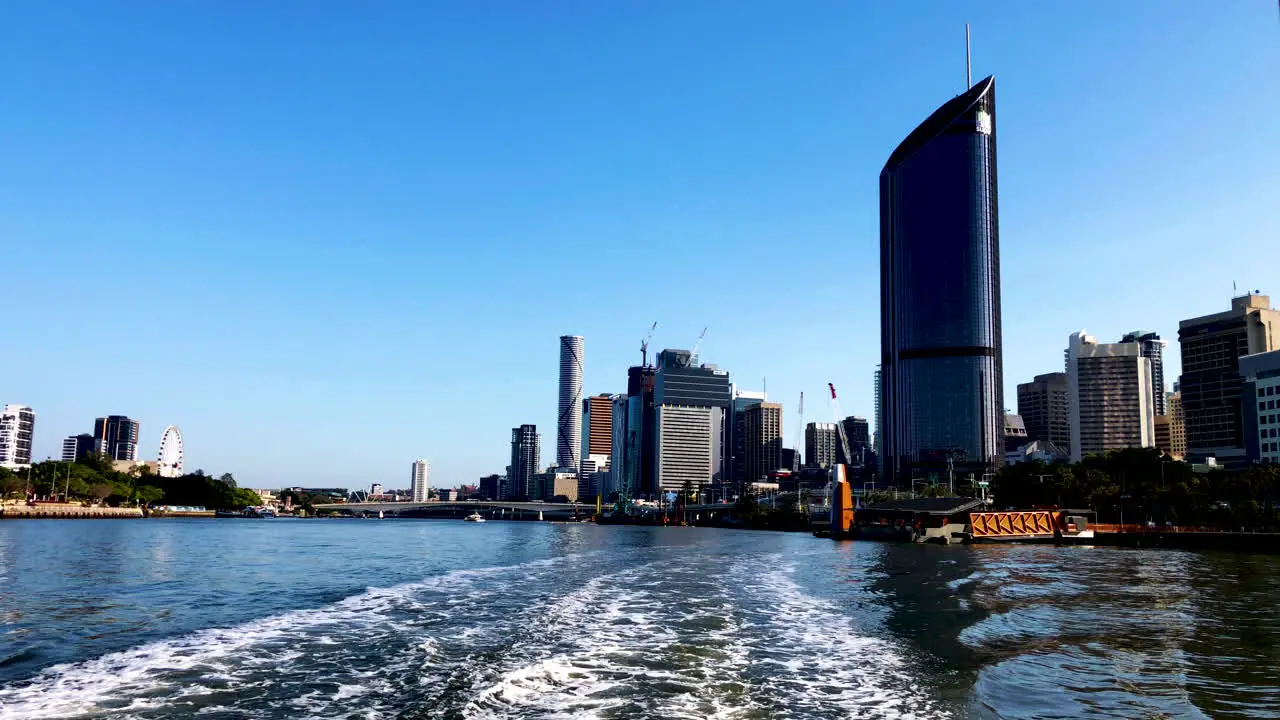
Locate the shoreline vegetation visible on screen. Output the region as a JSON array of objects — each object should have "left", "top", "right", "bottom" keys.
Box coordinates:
[{"left": 0, "top": 455, "right": 261, "bottom": 513}]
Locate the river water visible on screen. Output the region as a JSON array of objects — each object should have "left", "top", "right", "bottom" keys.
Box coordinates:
[{"left": 0, "top": 519, "right": 1277, "bottom": 719}]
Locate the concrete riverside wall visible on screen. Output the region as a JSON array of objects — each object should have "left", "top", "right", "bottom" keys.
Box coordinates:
[{"left": 1, "top": 503, "right": 145, "bottom": 519}]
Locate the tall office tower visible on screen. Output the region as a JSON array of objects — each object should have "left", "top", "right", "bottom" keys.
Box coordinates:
[
  {"left": 728, "top": 388, "right": 767, "bottom": 490},
  {"left": 1003, "top": 414, "right": 1028, "bottom": 452},
  {"left": 411, "top": 459, "right": 430, "bottom": 502},
  {"left": 1179, "top": 294, "right": 1280, "bottom": 465},
  {"left": 781, "top": 448, "right": 800, "bottom": 472},
  {"left": 1167, "top": 391, "right": 1186, "bottom": 460},
  {"left": 61, "top": 433, "right": 96, "bottom": 462},
  {"left": 653, "top": 349, "right": 732, "bottom": 493},
  {"left": 582, "top": 394, "right": 613, "bottom": 460},
  {"left": 508, "top": 424, "right": 540, "bottom": 500},
  {"left": 608, "top": 395, "right": 628, "bottom": 500},
  {"left": 577, "top": 456, "right": 609, "bottom": 502},
  {"left": 1154, "top": 415, "right": 1173, "bottom": 457},
  {"left": 1016, "top": 372, "right": 1071, "bottom": 455},
  {"left": 0, "top": 405, "right": 35, "bottom": 468},
  {"left": 93, "top": 415, "right": 140, "bottom": 462},
  {"left": 880, "top": 76, "right": 1003, "bottom": 487},
  {"left": 1066, "top": 331, "right": 1155, "bottom": 462},
  {"left": 625, "top": 366, "right": 657, "bottom": 499},
  {"left": 843, "top": 417, "right": 870, "bottom": 451},
  {"left": 478, "top": 474, "right": 502, "bottom": 500},
  {"left": 742, "top": 402, "right": 783, "bottom": 483},
  {"left": 804, "top": 422, "right": 839, "bottom": 469},
  {"left": 1121, "top": 331, "right": 1168, "bottom": 416},
  {"left": 557, "top": 335, "right": 585, "bottom": 471},
  {"left": 1241, "top": 349, "right": 1280, "bottom": 464},
  {"left": 838, "top": 416, "right": 870, "bottom": 465}
]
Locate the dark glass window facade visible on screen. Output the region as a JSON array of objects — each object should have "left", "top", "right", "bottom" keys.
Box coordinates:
[{"left": 880, "top": 77, "right": 1003, "bottom": 486}]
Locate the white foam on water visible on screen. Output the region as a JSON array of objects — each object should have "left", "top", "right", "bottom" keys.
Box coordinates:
[
  {"left": 734, "top": 561, "right": 947, "bottom": 719},
  {"left": 458, "top": 554, "right": 946, "bottom": 720},
  {"left": 0, "top": 554, "right": 581, "bottom": 720}
]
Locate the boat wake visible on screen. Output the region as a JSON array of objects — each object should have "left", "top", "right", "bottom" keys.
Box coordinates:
[{"left": 1, "top": 550, "right": 944, "bottom": 719}]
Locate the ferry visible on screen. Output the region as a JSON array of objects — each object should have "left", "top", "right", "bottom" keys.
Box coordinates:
[{"left": 463, "top": 513, "right": 486, "bottom": 523}]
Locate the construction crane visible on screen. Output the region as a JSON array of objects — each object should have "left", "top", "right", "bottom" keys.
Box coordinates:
[
  {"left": 690, "top": 327, "right": 708, "bottom": 365},
  {"left": 640, "top": 321, "right": 658, "bottom": 367},
  {"left": 828, "top": 383, "right": 854, "bottom": 468}
]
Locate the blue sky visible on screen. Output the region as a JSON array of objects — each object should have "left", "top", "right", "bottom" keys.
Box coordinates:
[{"left": 3, "top": 2, "right": 1278, "bottom": 489}]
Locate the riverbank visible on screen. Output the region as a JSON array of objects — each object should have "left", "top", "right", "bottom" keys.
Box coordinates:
[{"left": 1, "top": 502, "right": 144, "bottom": 519}]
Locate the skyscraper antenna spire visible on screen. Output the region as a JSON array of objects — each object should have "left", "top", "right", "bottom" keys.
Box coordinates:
[{"left": 965, "top": 24, "right": 972, "bottom": 89}]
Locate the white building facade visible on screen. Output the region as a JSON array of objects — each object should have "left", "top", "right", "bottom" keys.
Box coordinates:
[
  {"left": 0, "top": 404, "right": 35, "bottom": 469},
  {"left": 411, "top": 459, "right": 431, "bottom": 502},
  {"left": 655, "top": 405, "right": 718, "bottom": 493},
  {"left": 1067, "top": 331, "right": 1155, "bottom": 462}
]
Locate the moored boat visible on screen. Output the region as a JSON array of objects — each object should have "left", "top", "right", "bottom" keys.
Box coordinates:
[{"left": 463, "top": 513, "right": 486, "bottom": 523}]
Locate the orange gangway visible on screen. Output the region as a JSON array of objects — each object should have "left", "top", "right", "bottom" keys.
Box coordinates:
[{"left": 970, "top": 510, "right": 1062, "bottom": 538}]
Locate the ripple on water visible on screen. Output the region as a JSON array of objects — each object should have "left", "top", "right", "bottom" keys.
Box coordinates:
[{"left": 962, "top": 546, "right": 1280, "bottom": 719}]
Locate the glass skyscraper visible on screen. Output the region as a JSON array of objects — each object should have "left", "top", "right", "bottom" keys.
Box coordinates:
[{"left": 879, "top": 76, "right": 1003, "bottom": 487}]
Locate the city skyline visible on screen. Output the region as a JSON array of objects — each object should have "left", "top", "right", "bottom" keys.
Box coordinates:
[{"left": 3, "top": 4, "right": 1279, "bottom": 486}]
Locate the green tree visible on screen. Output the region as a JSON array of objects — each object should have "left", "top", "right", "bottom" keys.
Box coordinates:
[
  {"left": 136, "top": 485, "right": 165, "bottom": 505},
  {"left": 0, "top": 468, "right": 23, "bottom": 498}
]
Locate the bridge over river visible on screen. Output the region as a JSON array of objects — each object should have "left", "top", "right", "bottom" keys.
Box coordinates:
[{"left": 313, "top": 499, "right": 828, "bottom": 523}]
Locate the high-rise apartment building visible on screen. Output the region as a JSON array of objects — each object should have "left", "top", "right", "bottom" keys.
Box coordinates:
[
  {"left": 1241, "top": 349, "right": 1280, "bottom": 465},
  {"left": 582, "top": 394, "right": 613, "bottom": 460},
  {"left": 508, "top": 424, "right": 540, "bottom": 500},
  {"left": 557, "top": 335, "right": 585, "bottom": 471},
  {"left": 1016, "top": 372, "right": 1071, "bottom": 456},
  {"left": 0, "top": 405, "right": 35, "bottom": 468},
  {"left": 94, "top": 415, "right": 139, "bottom": 462},
  {"left": 805, "top": 422, "right": 839, "bottom": 469},
  {"left": 873, "top": 366, "right": 883, "bottom": 474},
  {"left": 653, "top": 349, "right": 731, "bottom": 492},
  {"left": 411, "top": 459, "right": 430, "bottom": 502},
  {"left": 61, "top": 433, "right": 96, "bottom": 462},
  {"left": 742, "top": 402, "right": 783, "bottom": 483},
  {"left": 1121, "top": 331, "right": 1168, "bottom": 416},
  {"left": 1167, "top": 391, "right": 1186, "bottom": 460},
  {"left": 1179, "top": 294, "right": 1280, "bottom": 465},
  {"left": 880, "top": 76, "right": 1003, "bottom": 487},
  {"left": 1067, "top": 331, "right": 1155, "bottom": 462}
]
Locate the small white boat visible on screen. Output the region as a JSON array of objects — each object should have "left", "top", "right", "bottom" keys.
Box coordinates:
[
  {"left": 378, "top": 510, "right": 385, "bottom": 519},
  {"left": 463, "top": 513, "right": 486, "bottom": 523}
]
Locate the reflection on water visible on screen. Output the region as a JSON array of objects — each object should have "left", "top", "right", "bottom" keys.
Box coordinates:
[{"left": 0, "top": 520, "right": 1277, "bottom": 719}]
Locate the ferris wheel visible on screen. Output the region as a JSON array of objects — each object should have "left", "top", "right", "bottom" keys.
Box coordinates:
[{"left": 158, "top": 425, "right": 184, "bottom": 478}]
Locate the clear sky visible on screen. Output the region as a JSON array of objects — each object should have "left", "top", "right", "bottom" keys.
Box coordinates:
[{"left": 3, "top": 2, "right": 1278, "bottom": 489}]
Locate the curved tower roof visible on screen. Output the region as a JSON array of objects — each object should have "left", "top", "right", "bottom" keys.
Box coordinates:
[{"left": 883, "top": 76, "right": 995, "bottom": 172}]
